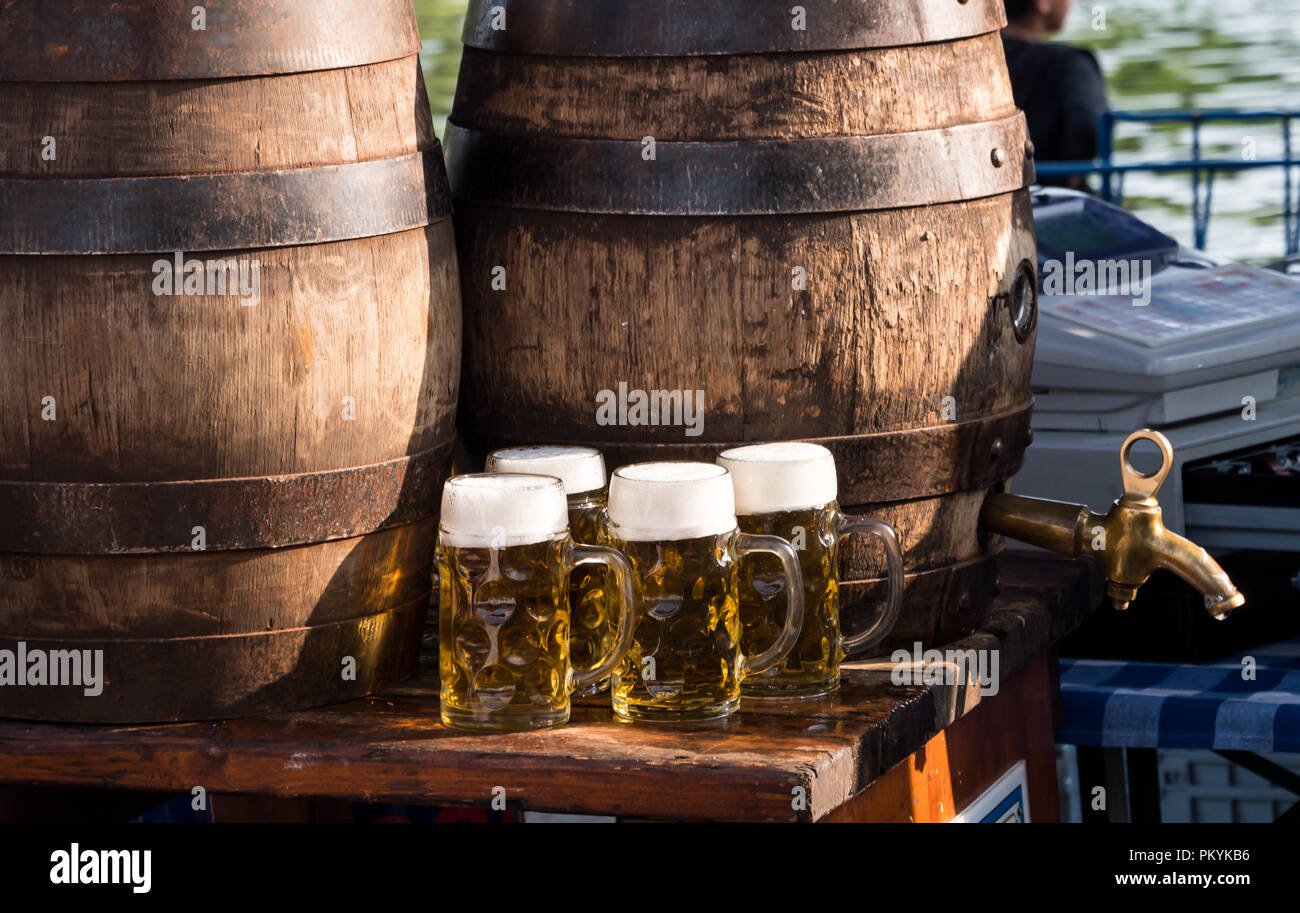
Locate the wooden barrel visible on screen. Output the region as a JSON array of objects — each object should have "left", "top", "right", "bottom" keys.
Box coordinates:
[
  {"left": 448, "top": 0, "right": 1037, "bottom": 652},
  {"left": 0, "top": 0, "right": 461, "bottom": 722}
]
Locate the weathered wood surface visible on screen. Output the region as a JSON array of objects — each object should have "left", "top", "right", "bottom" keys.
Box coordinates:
[
  {"left": 0, "top": 225, "right": 460, "bottom": 481},
  {"left": 843, "top": 548, "right": 1000, "bottom": 652},
  {"left": 456, "top": 196, "right": 1035, "bottom": 445},
  {"left": 452, "top": 36, "right": 1032, "bottom": 441},
  {"left": 451, "top": 28, "right": 1038, "bottom": 649},
  {"left": 0, "top": 556, "right": 1101, "bottom": 822},
  {"left": 0, "top": 12, "right": 461, "bottom": 721},
  {"left": 0, "top": 522, "right": 436, "bottom": 635},
  {"left": 0, "top": 57, "right": 436, "bottom": 176},
  {"left": 826, "top": 651, "right": 1060, "bottom": 822},
  {"left": 452, "top": 34, "right": 1017, "bottom": 140}
]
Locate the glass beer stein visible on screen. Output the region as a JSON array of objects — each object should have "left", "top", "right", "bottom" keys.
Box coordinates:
[
  {"left": 485, "top": 445, "right": 614, "bottom": 695},
  {"left": 717, "top": 442, "right": 905, "bottom": 697},
  {"left": 605, "top": 462, "right": 805, "bottom": 722},
  {"left": 437, "top": 473, "right": 637, "bottom": 731}
]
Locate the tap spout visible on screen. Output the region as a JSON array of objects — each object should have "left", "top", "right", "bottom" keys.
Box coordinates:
[
  {"left": 979, "top": 429, "right": 1244, "bottom": 618},
  {"left": 1141, "top": 521, "right": 1245, "bottom": 618},
  {"left": 980, "top": 492, "right": 1244, "bottom": 616}
]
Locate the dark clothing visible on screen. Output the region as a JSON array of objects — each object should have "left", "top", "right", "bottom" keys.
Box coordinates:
[{"left": 1002, "top": 36, "right": 1109, "bottom": 184}]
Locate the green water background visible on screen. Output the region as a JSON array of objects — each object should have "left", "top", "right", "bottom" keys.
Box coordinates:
[{"left": 415, "top": 0, "right": 1300, "bottom": 262}]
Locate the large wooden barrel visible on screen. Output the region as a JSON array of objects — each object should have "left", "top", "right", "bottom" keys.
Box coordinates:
[
  {"left": 0, "top": 0, "right": 461, "bottom": 722},
  {"left": 448, "top": 0, "right": 1038, "bottom": 651}
]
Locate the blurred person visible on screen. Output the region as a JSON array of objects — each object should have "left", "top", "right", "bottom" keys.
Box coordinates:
[{"left": 1002, "top": 0, "right": 1109, "bottom": 190}]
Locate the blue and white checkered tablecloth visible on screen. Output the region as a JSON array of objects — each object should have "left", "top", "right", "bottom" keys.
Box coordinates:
[{"left": 1058, "top": 638, "right": 1300, "bottom": 753}]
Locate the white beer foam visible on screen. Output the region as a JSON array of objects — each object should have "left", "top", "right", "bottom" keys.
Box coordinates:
[
  {"left": 608, "top": 462, "right": 736, "bottom": 541},
  {"left": 485, "top": 445, "right": 606, "bottom": 495},
  {"left": 439, "top": 473, "right": 569, "bottom": 548},
  {"left": 717, "top": 441, "right": 838, "bottom": 514}
]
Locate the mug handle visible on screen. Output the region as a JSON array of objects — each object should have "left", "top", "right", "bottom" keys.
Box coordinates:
[
  {"left": 568, "top": 543, "right": 639, "bottom": 691},
  {"left": 735, "top": 533, "right": 806, "bottom": 677},
  {"left": 838, "top": 514, "right": 905, "bottom": 656}
]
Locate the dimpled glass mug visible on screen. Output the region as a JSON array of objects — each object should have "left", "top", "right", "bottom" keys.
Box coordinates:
[
  {"left": 485, "top": 446, "right": 614, "bottom": 696},
  {"left": 604, "top": 462, "right": 805, "bottom": 722},
  {"left": 717, "top": 442, "right": 905, "bottom": 698},
  {"left": 437, "top": 473, "right": 637, "bottom": 731}
]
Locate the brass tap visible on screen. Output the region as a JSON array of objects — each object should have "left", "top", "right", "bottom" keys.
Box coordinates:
[{"left": 980, "top": 429, "right": 1245, "bottom": 618}]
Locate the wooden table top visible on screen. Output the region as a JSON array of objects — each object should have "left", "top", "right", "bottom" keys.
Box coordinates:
[{"left": 0, "top": 555, "right": 1101, "bottom": 822}]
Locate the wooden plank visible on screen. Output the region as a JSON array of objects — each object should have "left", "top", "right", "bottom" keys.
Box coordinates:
[
  {"left": 827, "top": 650, "right": 1061, "bottom": 822},
  {"left": 825, "top": 731, "right": 958, "bottom": 823},
  {"left": 944, "top": 650, "right": 1061, "bottom": 820}
]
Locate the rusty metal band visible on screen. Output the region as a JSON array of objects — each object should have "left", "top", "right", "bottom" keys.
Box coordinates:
[
  {"left": 0, "top": 601, "right": 425, "bottom": 723},
  {"left": 461, "top": 400, "right": 1034, "bottom": 504},
  {"left": 0, "top": 148, "right": 451, "bottom": 255},
  {"left": 446, "top": 115, "right": 1032, "bottom": 215},
  {"left": 0, "top": 443, "right": 453, "bottom": 556},
  {"left": 0, "top": 0, "right": 420, "bottom": 81},
  {"left": 462, "top": 0, "right": 1006, "bottom": 56}
]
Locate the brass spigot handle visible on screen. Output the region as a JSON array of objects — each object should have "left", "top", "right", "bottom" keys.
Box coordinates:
[
  {"left": 1119, "top": 429, "right": 1173, "bottom": 501},
  {"left": 980, "top": 428, "right": 1244, "bottom": 618}
]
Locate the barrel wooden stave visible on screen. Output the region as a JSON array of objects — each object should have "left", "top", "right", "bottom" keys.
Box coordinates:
[
  {"left": 0, "top": 225, "right": 459, "bottom": 482},
  {"left": 0, "top": 604, "right": 426, "bottom": 723},
  {"left": 0, "top": 56, "right": 436, "bottom": 177},
  {"left": 0, "top": 522, "right": 436, "bottom": 638},
  {"left": 451, "top": 35, "right": 1016, "bottom": 141},
  {"left": 456, "top": 194, "right": 1034, "bottom": 445}
]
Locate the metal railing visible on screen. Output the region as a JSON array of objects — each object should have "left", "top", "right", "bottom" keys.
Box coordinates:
[{"left": 1034, "top": 109, "right": 1300, "bottom": 257}]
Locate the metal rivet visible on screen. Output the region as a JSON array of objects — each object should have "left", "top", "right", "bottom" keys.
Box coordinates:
[
  {"left": 991, "top": 438, "right": 1004, "bottom": 462},
  {"left": 991, "top": 147, "right": 1006, "bottom": 167},
  {"left": 1026, "top": 427, "right": 1035, "bottom": 447},
  {"left": 1024, "top": 138, "right": 1036, "bottom": 160}
]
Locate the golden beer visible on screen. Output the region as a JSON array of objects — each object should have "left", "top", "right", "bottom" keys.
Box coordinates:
[
  {"left": 566, "top": 492, "right": 616, "bottom": 693},
  {"left": 486, "top": 446, "right": 613, "bottom": 695},
  {"left": 719, "top": 443, "right": 904, "bottom": 698},
  {"left": 605, "top": 462, "right": 805, "bottom": 722},
  {"left": 734, "top": 505, "right": 841, "bottom": 696},
  {"left": 437, "top": 473, "right": 635, "bottom": 731},
  {"left": 607, "top": 532, "right": 744, "bottom": 720},
  {"left": 439, "top": 536, "right": 572, "bottom": 730}
]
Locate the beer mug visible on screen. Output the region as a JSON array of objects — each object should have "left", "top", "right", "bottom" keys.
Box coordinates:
[
  {"left": 485, "top": 446, "right": 613, "bottom": 695},
  {"left": 437, "top": 473, "right": 637, "bottom": 731},
  {"left": 605, "top": 462, "right": 805, "bottom": 721},
  {"left": 717, "top": 442, "right": 905, "bottom": 697}
]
